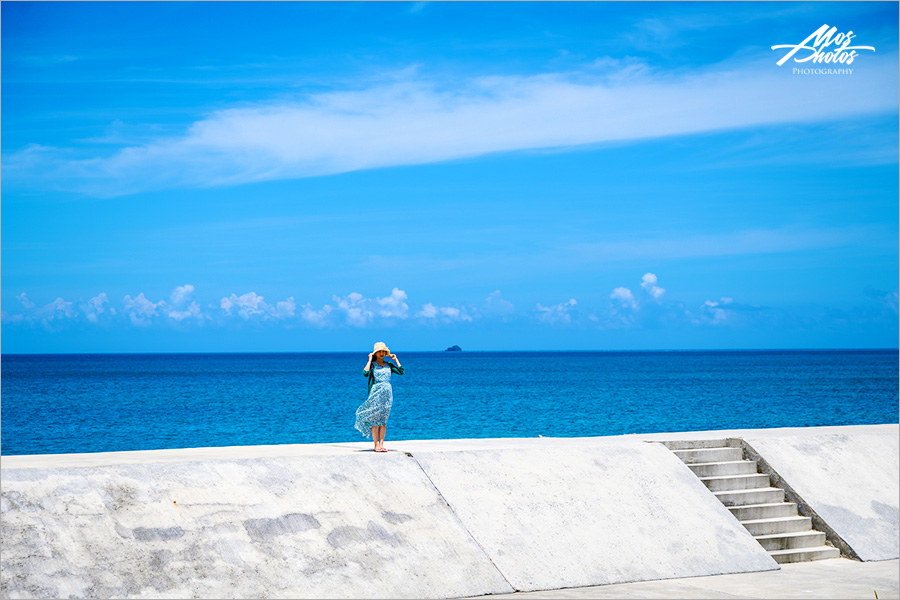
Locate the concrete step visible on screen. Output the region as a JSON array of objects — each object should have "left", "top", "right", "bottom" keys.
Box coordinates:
[
  {"left": 661, "top": 439, "right": 729, "bottom": 450},
  {"left": 742, "top": 516, "right": 813, "bottom": 536},
  {"left": 769, "top": 546, "right": 841, "bottom": 564},
  {"left": 701, "top": 473, "right": 771, "bottom": 492},
  {"left": 755, "top": 530, "right": 826, "bottom": 551},
  {"left": 672, "top": 447, "right": 743, "bottom": 464},
  {"left": 728, "top": 502, "right": 799, "bottom": 521},
  {"left": 688, "top": 460, "right": 758, "bottom": 477},
  {"left": 714, "top": 487, "right": 785, "bottom": 506}
]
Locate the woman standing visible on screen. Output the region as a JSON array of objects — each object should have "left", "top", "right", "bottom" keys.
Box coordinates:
[{"left": 355, "top": 342, "right": 404, "bottom": 452}]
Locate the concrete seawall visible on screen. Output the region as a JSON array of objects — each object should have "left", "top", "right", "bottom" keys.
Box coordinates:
[
  {"left": 741, "top": 429, "right": 899, "bottom": 561},
  {"left": 1, "top": 424, "right": 897, "bottom": 599}
]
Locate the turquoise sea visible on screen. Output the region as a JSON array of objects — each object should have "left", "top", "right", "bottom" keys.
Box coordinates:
[{"left": 1, "top": 350, "right": 897, "bottom": 455}]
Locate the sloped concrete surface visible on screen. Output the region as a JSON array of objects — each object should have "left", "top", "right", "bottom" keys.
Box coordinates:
[
  {"left": 3, "top": 424, "right": 895, "bottom": 599},
  {"left": 413, "top": 441, "right": 777, "bottom": 592},
  {"left": 743, "top": 428, "right": 900, "bottom": 562},
  {"left": 0, "top": 453, "right": 513, "bottom": 599}
]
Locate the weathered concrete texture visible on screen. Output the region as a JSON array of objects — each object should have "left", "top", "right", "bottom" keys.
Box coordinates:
[
  {"left": 743, "top": 428, "right": 900, "bottom": 562},
  {"left": 3, "top": 424, "right": 895, "bottom": 599},
  {"left": 0, "top": 453, "right": 513, "bottom": 599},
  {"left": 413, "top": 442, "right": 777, "bottom": 592}
]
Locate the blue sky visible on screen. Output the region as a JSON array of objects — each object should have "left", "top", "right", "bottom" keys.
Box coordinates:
[{"left": 2, "top": 1, "right": 898, "bottom": 352}]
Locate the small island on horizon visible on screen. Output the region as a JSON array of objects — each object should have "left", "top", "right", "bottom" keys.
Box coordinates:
[{"left": 444, "top": 345, "right": 462, "bottom": 352}]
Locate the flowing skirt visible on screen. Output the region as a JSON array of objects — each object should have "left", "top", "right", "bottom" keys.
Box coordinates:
[{"left": 354, "top": 382, "right": 393, "bottom": 437}]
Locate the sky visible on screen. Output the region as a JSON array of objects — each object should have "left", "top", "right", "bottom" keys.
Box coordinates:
[{"left": 1, "top": 1, "right": 898, "bottom": 353}]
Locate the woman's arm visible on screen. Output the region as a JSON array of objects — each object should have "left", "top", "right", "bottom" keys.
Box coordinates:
[
  {"left": 389, "top": 354, "right": 404, "bottom": 375},
  {"left": 363, "top": 352, "right": 374, "bottom": 375},
  {"left": 389, "top": 353, "right": 401, "bottom": 368}
]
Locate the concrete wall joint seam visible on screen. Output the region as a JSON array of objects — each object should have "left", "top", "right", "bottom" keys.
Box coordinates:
[{"left": 404, "top": 451, "right": 517, "bottom": 592}]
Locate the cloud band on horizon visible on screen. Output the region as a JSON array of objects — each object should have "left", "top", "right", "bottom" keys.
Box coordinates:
[{"left": 4, "top": 276, "right": 898, "bottom": 335}]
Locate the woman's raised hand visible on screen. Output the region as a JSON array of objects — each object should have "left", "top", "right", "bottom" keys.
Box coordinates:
[{"left": 389, "top": 353, "right": 397, "bottom": 361}]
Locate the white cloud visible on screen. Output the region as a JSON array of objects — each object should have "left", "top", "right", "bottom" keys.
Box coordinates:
[
  {"left": 39, "top": 297, "right": 77, "bottom": 319},
  {"left": 87, "top": 293, "right": 111, "bottom": 313},
  {"left": 417, "top": 303, "right": 439, "bottom": 319},
  {"left": 332, "top": 292, "right": 375, "bottom": 327},
  {"left": 484, "top": 290, "right": 515, "bottom": 318},
  {"left": 81, "top": 292, "right": 114, "bottom": 323},
  {"left": 168, "top": 302, "right": 203, "bottom": 322},
  {"left": 123, "top": 292, "right": 161, "bottom": 326},
  {"left": 5, "top": 293, "right": 112, "bottom": 328},
  {"left": 170, "top": 284, "right": 195, "bottom": 305},
  {"left": 274, "top": 297, "right": 296, "bottom": 319},
  {"left": 3, "top": 279, "right": 895, "bottom": 336},
  {"left": 602, "top": 274, "right": 673, "bottom": 328},
  {"left": 220, "top": 291, "right": 294, "bottom": 321},
  {"left": 440, "top": 306, "right": 467, "bottom": 321},
  {"left": 166, "top": 284, "right": 205, "bottom": 322},
  {"left": 7, "top": 52, "right": 896, "bottom": 196},
  {"left": 98, "top": 285, "right": 203, "bottom": 326},
  {"left": 536, "top": 298, "right": 578, "bottom": 325},
  {"left": 701, "top": 298, "right": 732, "bottom": 324},
  {"left": 416, "top": 302, "right": 473, "bottom": 323},
  {"left": 610, "top": 287, "right": 638, "bottom": 310},
  {"left": 123, "top": 293, "right": 160, "bottom": 316},
  {"left": 324, "top": 288, "right": 413, "bottom": 326},
  {"left": 376, "top": 287, "right": 409, "bottom": 319},
  {"left": 640, "top": 272, "right": 666, "bottom": 300},
  {"left": 1, "top": 310, "right": 25, "bottom": 324},
  {"left": 692, "top": 296, "right": 759, "bottom": 326},
  {"left": 304, "top": 288, "right": 480, "bottom": 327},
  {"left": 301, "top": 303, "right": 333, "bottom": 327},
  {"left": 222, "top": 292, "right": 263, "bottom": 318},
  {"left": 16, "top": 293, "right": 35, "bottom": 309}
]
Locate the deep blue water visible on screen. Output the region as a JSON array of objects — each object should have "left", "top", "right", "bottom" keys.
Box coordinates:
[{"left": 1, "top": 350, "right": 897, "bottom": 456}]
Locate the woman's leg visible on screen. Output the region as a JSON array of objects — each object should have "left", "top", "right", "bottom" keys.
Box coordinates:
[
  {"left": 371, "top": 426, "right": 379, "bottom": 451},
  {"left": 378, "top": 426, "right": 387, "bottom": 449}
]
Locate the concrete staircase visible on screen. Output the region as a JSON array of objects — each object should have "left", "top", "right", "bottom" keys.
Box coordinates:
[{"left": 664, "top": 440, "right": 840, "bottom": 564}]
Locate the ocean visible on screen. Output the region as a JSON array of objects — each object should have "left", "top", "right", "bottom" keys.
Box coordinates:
[{"left": 1, "top": 350, "right": 897, "bottom": 456}]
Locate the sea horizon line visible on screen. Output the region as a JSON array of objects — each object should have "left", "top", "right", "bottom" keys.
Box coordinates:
[{"left": 2, "top": 347, "right": 897, "bottom": 357}]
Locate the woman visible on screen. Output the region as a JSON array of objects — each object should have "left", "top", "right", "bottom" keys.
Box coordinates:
[{"left": 354, "top": 342, "right": 404, "bottom": 452}]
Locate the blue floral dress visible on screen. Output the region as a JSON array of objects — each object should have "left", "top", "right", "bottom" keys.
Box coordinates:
[{"left": 355, "top": 363, "right": 394, "bottom": 437}]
